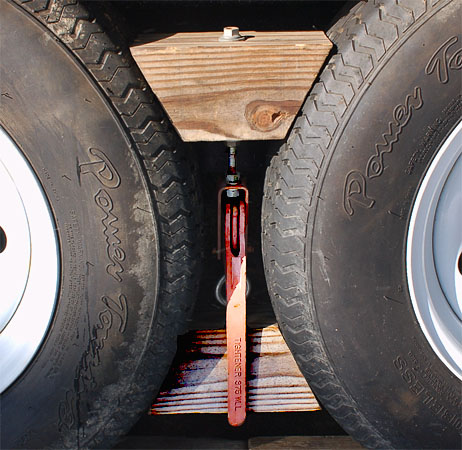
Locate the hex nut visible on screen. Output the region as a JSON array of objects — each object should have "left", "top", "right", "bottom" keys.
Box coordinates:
[
  {"left": 226, "top": 189, "right": 240, "bottom": 198},
  {"left": 226, "top": 173, "right": 240, "bottom": 184},
  {"left": 219, "top": 27, "right": 245, "bottom": 42}
]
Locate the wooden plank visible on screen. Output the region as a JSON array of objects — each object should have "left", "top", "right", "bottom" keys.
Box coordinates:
[
  {"left": 131, "top": 31, "right": 332, "bottom": 142},
  {"left": 249, "top": 436, "right": 364, "bottom": 449},
  {"left": 151, "top": 326, "right": 320, "bottom": 414},
  {"left": 116, "top": 436, "right": 363, "bottom": 449}
]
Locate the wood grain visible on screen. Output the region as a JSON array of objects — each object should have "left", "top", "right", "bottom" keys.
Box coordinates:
[
  {"left": 151, "top": 326, "right": 320, "bottom": 414},
  {"left": 249, "top": 436, "right": 364, "bottom": 449},
  {"left": 131, "top": 31, "right": 332, "bottom": 141}
]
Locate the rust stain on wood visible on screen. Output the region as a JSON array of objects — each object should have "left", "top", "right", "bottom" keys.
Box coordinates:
[
  {"left": 131, "top": 31, "right": 332, "bottom": 142},
  {"left": 150, "top": 326, "right": 320, "bottom": 414}
]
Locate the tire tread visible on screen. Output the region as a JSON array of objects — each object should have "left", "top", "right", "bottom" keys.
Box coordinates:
[
  {"left": 262, "top": 0, "right": 447, "bottom": 448},
  {"left": 13, "top": 0, "right": 202, "bottom": 447}
]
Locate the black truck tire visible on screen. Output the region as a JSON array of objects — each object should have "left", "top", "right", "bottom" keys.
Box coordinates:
[
  {"left": 0, "top": 0, "right": 201, "bottom": 448},
  {"left": 262, "top": 0, "right": 461, "bottom": 448}
]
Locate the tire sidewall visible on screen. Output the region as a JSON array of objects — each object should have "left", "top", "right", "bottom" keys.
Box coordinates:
[
  {"left": 310, "top": 2, "right": 461, "bottom": 447},
  {"left": 1, "top": 3, "right": 159, "bottom": 448}
]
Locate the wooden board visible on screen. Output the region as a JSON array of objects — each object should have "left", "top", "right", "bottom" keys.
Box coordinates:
[
  {"left": 131, "top": 31, "right": 332, "bottom": 142},
  {"left": 249, "top": 436, "right": 364, "bottom": 449},
  {"left": 116, "top": 435, "right": 364, "bottom": 449},
  {"left": 151, "top": 326, "right": 320, "bottom": 414}
]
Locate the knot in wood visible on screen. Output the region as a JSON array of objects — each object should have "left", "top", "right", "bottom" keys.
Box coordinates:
[{"left": 245, "top": 101, "right": 299, "bottom": 133}]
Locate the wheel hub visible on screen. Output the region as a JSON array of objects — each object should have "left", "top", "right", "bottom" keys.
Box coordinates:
[
  {"left": 407, "top": 121, "right": 462, "bottom": 380},
  {"left": 0, "top": 126, "right": 60, "bottom": 393}
]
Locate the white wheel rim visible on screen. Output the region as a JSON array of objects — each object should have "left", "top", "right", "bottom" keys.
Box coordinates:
[
  {"left": 407, "top": 121, "right": 462, "bottom": 380},
  {"left": 0, "top": 126, "right": 60, "bottom": 393}
]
